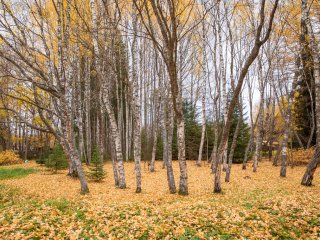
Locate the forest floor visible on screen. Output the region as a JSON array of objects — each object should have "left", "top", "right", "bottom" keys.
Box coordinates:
[{"left": 0, "top": 158, "right": 320, "bottom": 239}]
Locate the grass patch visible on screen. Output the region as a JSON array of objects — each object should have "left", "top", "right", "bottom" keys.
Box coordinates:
[
  {"left": 0, "top": 168, "right": 37, "bottom": 180},
  {"left": 0, "top": 184, "right": 22, "bottom": 210},
  {"left": 243, "top": 202, "right": 254, "bottom": 209},
  {"left": 45, "top": 198, "right": 70, "bottom": 212}
]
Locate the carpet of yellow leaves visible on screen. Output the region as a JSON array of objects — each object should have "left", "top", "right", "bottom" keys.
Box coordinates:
[{"left": 0, "top": 159, "right": 320, "bottom": 239}]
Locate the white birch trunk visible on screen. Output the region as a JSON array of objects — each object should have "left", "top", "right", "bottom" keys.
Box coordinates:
[
  {"left": 253, "top": 60, "right": 265, "bottom": 172},
  {"left": 84, "top": 58, "right": 91, "bottom": 164},
  {"left": 131, "top": 5, "right": 142, "bottom": 192},
  {"left": 217, "top": 7, "right": 228, "bottom": 171},
  {"left": 150, "top": 85, "right": 160, "bottom": 172},
  {"left": 90, "top": 0, "right": 126, "bottom": 188},
  {"left": 197, "top": 25, "right": 207, "bottom": 167},
  {"left": 166, "top": 95, "right": 176, "bottom": 193}
]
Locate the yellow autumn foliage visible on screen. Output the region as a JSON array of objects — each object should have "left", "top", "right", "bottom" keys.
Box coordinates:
[{"left": 0, "top": 150, "right": 22, "bottom": 166}]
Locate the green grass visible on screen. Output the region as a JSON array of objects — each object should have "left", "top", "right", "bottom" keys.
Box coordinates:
[
  {"left": 45, "top": 198, "right": 70, "bottom": 212},
  {"left": 0, "top": 168, "right": 37, "bottom": 180}
]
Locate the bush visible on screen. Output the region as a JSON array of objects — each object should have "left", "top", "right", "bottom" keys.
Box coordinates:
[
  {"left": 0, "top": 150, "right": 22, "bottom": 166},
  {"left": 87, "top": 146, "right": 105, "bottom": 182},
  {"left": 45, "top": 144, "right": 68, "bottom": 173}
]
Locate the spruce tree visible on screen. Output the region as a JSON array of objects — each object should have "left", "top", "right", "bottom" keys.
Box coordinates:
[
  {"left": 45, "top": 144, "right": 68, "bottom": 173},
  {"left": 88, "top": 146, "right": 105, "bottom": 182},
  {"left": 228, "top": 104, "right": 251, "bottom": 163},
  {"left": 36, "top": 146, "right": 51, "bottom": 164}
]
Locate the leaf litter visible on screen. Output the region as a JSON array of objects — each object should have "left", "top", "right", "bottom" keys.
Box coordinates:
[{"left": 0, "top": 159, "right": 319, "bottom": 239}]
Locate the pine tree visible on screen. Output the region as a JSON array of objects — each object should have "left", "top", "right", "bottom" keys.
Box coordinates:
[
  {"left": 45, "top": 144, "right": 68, "bottom": 173},
  {"left": 88, "top": 146, "right": 105, "bottom": 182}
]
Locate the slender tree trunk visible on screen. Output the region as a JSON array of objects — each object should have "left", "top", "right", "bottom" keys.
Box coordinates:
[
  {"left": 217, "top": 6, "right": 228, "bottom": 171},
  {"left": 197, "top": 90, "right": 206, "bottom": 167},
  {"left": 243, "top": 75, "right": 255, "bottom": 170},
  {"left": 211, "top": 120, "right": 219, "bottom": 172},
  {"left": 161, "top": 96, "right": 168, "bottom": 170},
  {"left": 85, "top": 58, "right": 91, "bottom": 164},
  {"left": 23, "top": 123, "right": 28, "bottom": 161},
  {"left": 166, "top": 54, "right": 188, "bottom": 195},
  {"left": 125, "top": 92, "right": 129, "bottom": 162},
  {"left": 197, "top": 23, "right": 207, "bottom": 167},
  {"left": 109, "top": 128, "right": 119, "bottom": 186},
  {"left": 166, "top": 97, "right": 176, "bottom": 194},
  {"left": 268, "top": 98, "right": 276, "bottom": 161},
  {"left": 253, "top": 60, "right": 265, "bottom": 172},
  {"left": 242, "top": 109, "right": 260, "bottom": 170},
  {"left": 150, "top": 123, "right": 158, "bottom": 172},
  {"left": 131, "top": 5, "right": 142, "bottom": 192},
  {"left": 160, "top": 66, "right": 168, "bottom": 171},
  {"left": 225, "top": 101, "right": 242, "bottom": 182},
  {"left": 77, "top": 85, "right": 86, "bottom": 163},
  {"left": 210, "top": 32, "right": 220, "bottom": 172},
  {"left": 280, "top": 98, "right": 293, "bottom": 177},
  {"left": 105, "top": 101, "right": 127, "bottom": 189},
  {"left": 150, "top": 85, "right": 160, "bottom": 172},
  {"left": 176, "top": 115, "right": 188, "bottom": 194},
  {"left": 68, "top": 142, "right": 89, "bottom": 194}
]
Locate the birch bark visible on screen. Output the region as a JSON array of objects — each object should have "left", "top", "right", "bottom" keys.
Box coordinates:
[
  {"left": 197, "top": 22, "right": 207, "bottom": 167},
  {"left": 131, "top": 5, "right": 142, "bottom": 192}
]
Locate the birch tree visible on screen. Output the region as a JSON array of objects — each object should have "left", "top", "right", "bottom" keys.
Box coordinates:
[
  {"left": 213, "top": 0, "right": 279, "bottom": 192},
  {"left": 133, "top": 0, "right": 200, "bottom": 195},
  {"left": 131, "top": 3, "right": 142, "bottom": 192}
]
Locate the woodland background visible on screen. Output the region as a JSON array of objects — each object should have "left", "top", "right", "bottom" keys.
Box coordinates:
[{"left": 0, "top": 0, "right": 319, "bottom": 217}]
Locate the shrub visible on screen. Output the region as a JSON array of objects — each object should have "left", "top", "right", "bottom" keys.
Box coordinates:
[
  {"left": 45, "top": 144, "right": 68, "bottom": 173},
  {"left": 87, "top": 146, "right": 105, "bottom": 182},
  {"left": 0, "top": 150, "right": 22, "bottom": 166}
]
